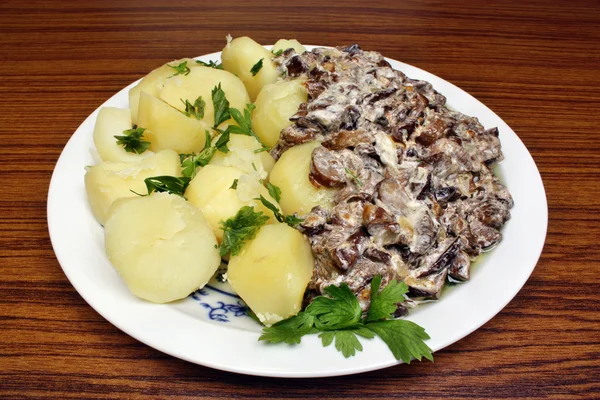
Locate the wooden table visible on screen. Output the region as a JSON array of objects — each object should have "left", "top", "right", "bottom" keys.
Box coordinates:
[{"left": 2, "top": 0, "right": 599, "bottom": 398}]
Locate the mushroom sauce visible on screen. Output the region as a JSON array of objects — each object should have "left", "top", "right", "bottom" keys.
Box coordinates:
[{"left": 272, "top": 45, "right": 513, "bottom": 314}]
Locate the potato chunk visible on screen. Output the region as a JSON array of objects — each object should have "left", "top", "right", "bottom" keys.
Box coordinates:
[
  {"left": 221, "top": 36, "right": 279, "bottom": 101},
  {"left": 252, "top": 79, "right": 307, "bottom": 148},
  {"left": 159, "top": 66, "right": 250, "bottom": 129},
  {"left": 105, "top": 192, "right": 220, "bottom": 303},
  {"left": 272, "top": 39, "right": 307, "bottom": 55},
  {"left": 137, "top": 92, "right": 209, "bottom": 154},
  {"left": 269, "top": 141, "right": 336, "bottom": 216},
  {"left": 128, "top": 58, "right": 196, "bottom": 125},
  {"left": 185, "top": 165, "right": 279, "bottom": 241},
  {"left": 209, "top": 134, "right": 275, "bottom": 177},
  {"left": 93, "top": 107, "right": 154, "bottom": 162},
  {"left": 84, "top": 149, "right": 181, "bottom": 225},
  {"left": 227, "top": 223, "right": 314, "bottom": 326}
]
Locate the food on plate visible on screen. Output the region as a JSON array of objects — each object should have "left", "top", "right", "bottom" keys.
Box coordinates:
[
  {"left": 93, "top": 107, "right": 154, "bottom": 162},
  {"left": 209, "top": 134, "right": 275, "bottom": 176},
  {"left": 227, "top": 223, "right": 314, "bottom": 326},
  {"left": 104, "top": 192, "right": 220, "bottom": 303},
  {"left": 184, "top": 164, "right": 279, "bottom": 241},
  {"left": 128, "top": 57, "right": 197, "bottom": 124},
  {"left": 270, "top": 44, "right": 513, "bottom": 312},
  {"left": 83, "top": 36, "right": 513, "bottom": 362},
  {"left": 252, "top": 79, "right": 308, "bottom": 148},
  {"left": 158, "top": 65, "right": 250, "bottom": 128},
  {"left": 272, "top": 39, "right": 307, "bottom": 55},
  {"left": 269, "top": 140, "right": 337, "bottom": 215},
  {"left": 84, "top": 149, "right": 181, "bottom": 225},
  {"left": 221, "top": 36, "right": 279, "bottom": 101},
  {"left": 137, "top": 92, "right": 211, "bottom": 154}
]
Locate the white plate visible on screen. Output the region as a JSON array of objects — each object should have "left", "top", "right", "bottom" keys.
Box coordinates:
[{"left": 47, "top": 47, "right": 548, "bottom": 377}]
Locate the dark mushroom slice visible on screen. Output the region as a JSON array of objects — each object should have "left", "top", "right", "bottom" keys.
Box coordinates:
[
  {"left": 309, "top": 146, "right": 346, "bottom": 188},
  {"left": 448, "top": 250, "right": 471, "bottom": 282},
  {"left": 322, "top": 129, "right": 373, "bottom": 150},
  {"left": 405, "top": 268, "right": 448, "bottom": 301},
  {"left": 414, "top": 238, "right": 460, "bottom": 278},
  {"left": 297, "top": 206, "right": 330, "bottom": 235}
]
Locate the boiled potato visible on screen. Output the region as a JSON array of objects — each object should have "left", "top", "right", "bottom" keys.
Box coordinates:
[
  {"left": 105, "top": 192, "right": 220, "bottom": 303},
  {"left": 85, "top": 149, "right": 181, "bottom": 225},
  {"left": 269, "top": 141, "right": 336, "bottom": 216},
  {"left": 128, "top": 58, "right": 197, "bottom": 125},
  {"left": 93, "top": 107, "right": 154, "bottom": 163},
  {"left": 137, "top": 92, "right": 209, "bottom": 154},
  {"left": 221, "top": 36, "right": 279, "bottom": 101},
  {"left": 272, "top": 39, "right": 307, "bottom": 55},
  {"left": 159, "top": 66, "right": 250, "bottom": 129},
  {"left": 210, "top": 134, "right": 275, "bottom": 178},
  {"left": 185, "top": 165, "right": 279, "bottom": 242},
  {"left": 252, "top": 79, "right": 307, "bottom": 148},
  {"left": 227, "top": 223, "right": 314, "bottom": 326}
]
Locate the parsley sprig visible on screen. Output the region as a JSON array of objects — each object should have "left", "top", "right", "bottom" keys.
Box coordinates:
[
  {"left": 132, "top": 176, "right": 191, "bottom": 197},
  {"left": 250, "top": 58, "right": 264, "bottom": 76},
  {"left": 219, "top": 206, "right": 269, "bottom": 257},
  {"left": 212, "top": 83, "right": 231, "bottom": 128},
  {"left": 180, "top": 130, "right": 230, "bottom": 178},
  {"left": 259, "top": 275, "right": 434, "bottom": 363},
  {"left": 195, "top": 59, "right": 223, "bottom": 69},
  {"left": 168, "top": 61, "right": 191, "bottom": 78},
  {"left": 114, "top": 126, "right": 150, "bottom": 154},
  {"left": 181, "top": 96, "right": 205, "bottom": 119},
  {"left": 256, "top": 195, "right": 303, "bottom": 227}
]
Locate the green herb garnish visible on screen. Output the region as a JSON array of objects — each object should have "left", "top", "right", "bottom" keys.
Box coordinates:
[
  {"left": 345, "top": 167, "right": 363, "bottom": 187},
  {"left": 142, "top": 176, "right": 191, "bottom": 197},
  {"left": 114, "top": 126, "right": 150, "bottom": 154},
  {"left": 228, "top": 103, "right": 268, "bottom": 148},
  {"left": 168, "top": 61, "right": 191, "bottom": 77},
  {"left": 230, "top": 179, "right": 238, "bottom": 190},
  {"left": 259, "top": 275, "right": 433, "bottom": 363},
  {"left": 219, "top": 206, "right": 269, "bottom": 257},
  {"left": 256, "top": 195, "right": 303, "bottom": 227},
  {"left": 272, "top": 49, "right": 284, "bottom": 57},
  {"left": 212, "top": 83, "right": 231, "bottom": 127},
  {"left": 250, "top": 58, "right": 264, "bottom": 76},
  {"left": 195, "top": 59, "right": 223, "bottom": 69},
  {"left": 181, "top": 96, "right": 205, "bottom": 119},
  {"left": 266, "top": 182, "right": 282, "bottom": 202}
]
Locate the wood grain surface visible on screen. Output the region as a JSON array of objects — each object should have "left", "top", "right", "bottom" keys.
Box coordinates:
[{"left": 1, "top": 0, "right": 599, "bottom": 398}]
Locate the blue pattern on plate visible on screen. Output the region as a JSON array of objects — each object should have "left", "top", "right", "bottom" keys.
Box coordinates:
[{"left": 191, "top": 285, "right": 249, "bottom": 323}]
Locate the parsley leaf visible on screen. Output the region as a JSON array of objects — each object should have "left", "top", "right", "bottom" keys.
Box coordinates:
[
  {"left": 219, "top": 206, "right": 269, "bottom": 257},
  {"left": 365, "top": 320, "right": 433, "bottom": 363},
  {"left": 214, "top": 127, "right": 231, "bottom": 153},
  {"left": 114, "top": 126, "right": 150, "bottom": 154},
  {"left": 272, "top": 49, "right": 284, "bottom": 57},
  {"left": 318, "top": 328, "right": 374, "bottom": 358},
  {"left": 266, "top": 182, "right": 281, "bottom": 202},
  {"left": 181, "top": 96, "right": 205, "bottom": 119},
  {"left": 212, "top": 83, "right": 231, "bottom": 127},
  {"left": 365, "top": 276, "right": 408, "bottom": 322},
  {"left": 180, "top": 131, "right": 216, "bottom": 178},
  {"left": 250, "top": 58, "right": 264, "bottom": 76},
  {"left": 168, "top": 61, "right": 191, "bottom": 77},
  {"left": 195, "top": 59, "right": 223, "bottom": 69},
  {"left": 257, "top": 274, "right": 433, "bottom": 363},
  {"left": 230, "top": 179, "right": 238, "bottom": 189},
  {"left": 255, "top": 195, "right": 304, "bottom": 227},
  {"left": 259, "top": 312, "right": 317, "bottom": 344},
  {"left": 228, "top": 103, "right": 268, "bottom": 148},
  {"left": 143, "top": 176, "right": 191, "bottom": 197},
  {"left": 306, "top": 283, "right": 362, "bottom": 330}
]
